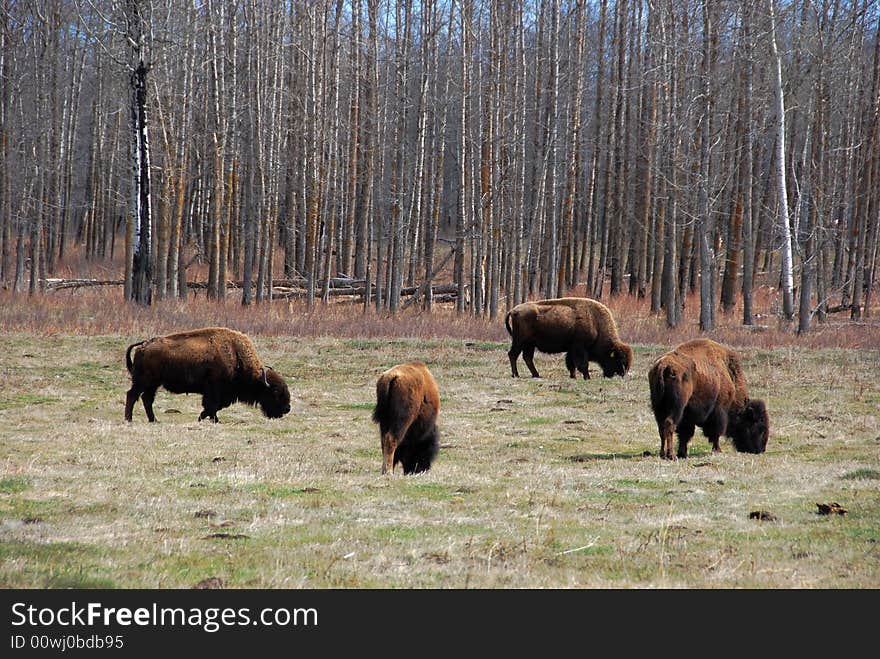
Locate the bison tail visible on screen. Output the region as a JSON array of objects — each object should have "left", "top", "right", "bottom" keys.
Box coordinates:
[
  {"left": 504, "top": 311, "right": 513, "bottom": 336},
  {"left": 648, "top": 368, "right": 664, "bottom": 408},
  {"left": 649, "top": 363, "right": 681, "bottom": 416},
  {"left": 372, "top": 374, "right": 397, "bottom": 425},
  {"left": 125, "top": 340, "right": 147, "bottom": 373}
]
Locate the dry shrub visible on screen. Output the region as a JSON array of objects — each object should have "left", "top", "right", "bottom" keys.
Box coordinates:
[{"left": 1, "top": 284, "right": 877, "bottom": 349}]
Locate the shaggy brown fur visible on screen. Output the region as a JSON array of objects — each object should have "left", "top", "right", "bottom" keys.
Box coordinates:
[
  {"left": 647, "top": 338, "right": 769, "bottom": 460},
  {"left": 372, "top": 361, "right": 440, "bottom": 475},
  {"left": 124, "top": 327, "right": 291, "bottom": 423},
  {"left": 505, "top": 297, "right": 633, "bottom": 379}
]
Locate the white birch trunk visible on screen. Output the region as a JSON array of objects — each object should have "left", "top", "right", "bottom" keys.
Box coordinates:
[{"left": 769, "top": 0, "right": 795, "bottom": 321}]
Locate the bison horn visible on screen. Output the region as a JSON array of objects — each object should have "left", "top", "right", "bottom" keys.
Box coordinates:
[{"left": 262, "top": 367, "right": 269, "bottom": 387}]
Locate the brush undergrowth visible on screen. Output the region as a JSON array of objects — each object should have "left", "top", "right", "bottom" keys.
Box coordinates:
[{"left": 2, "top": 284, "right": 878, "bottom": 349}]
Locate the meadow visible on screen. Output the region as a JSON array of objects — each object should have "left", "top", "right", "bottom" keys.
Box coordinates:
[{"left": 1, "top": 293, "right": 878, "bottom": 588}]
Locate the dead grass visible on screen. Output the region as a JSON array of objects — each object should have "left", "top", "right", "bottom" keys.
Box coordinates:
[
  {"left": 0, "top": 331, "right": 878, "bottom": 589},
  {"left": 1, "top": 284, "right": 878, "bottom": 351}
]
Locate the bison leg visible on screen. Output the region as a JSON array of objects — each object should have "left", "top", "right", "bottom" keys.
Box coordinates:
[
  {"left": 125, "top": 387, "right": 142, "bottom": 422},
  {"left": 508, "top": 345, "right": 522, "bottom": 377},
  {"left": 199, "top": 408, "right": 220, "bottom": 423},
  {"left": 397, "top": 424, "right": 440, "bottom": 475},
  {"left": 141, "top": 387, "right": 158, "bottom": 422},
  {"left": 199, "top": 392, "right": 221, "bottom": 423},
  {"left": 566, "top": 350, "right": 590, "bottom": 379},
  {"left": 522, "top": 346, "right": 540, "bottom": 378},
  {"left": 569, "top": 348, "right": 591, "bottom": 380},
  {"left": 659, "top": 418, "right": 676, "bottom": 460},
  {"left": 675, "top": 420, "right": 695, "bottom": 459},
  {"left": 380, "top": 431, "right": 401, "bottom": 475},
  {"left": 580, "top": 362, "right": 591, "bottom": 380},
  {"left": 703, "top": 409, "right": 727, "bottom": 453}
]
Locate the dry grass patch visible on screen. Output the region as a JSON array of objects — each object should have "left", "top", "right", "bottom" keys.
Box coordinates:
[{"left": 0, "top": 332, "right": 878, "bottom": 588}]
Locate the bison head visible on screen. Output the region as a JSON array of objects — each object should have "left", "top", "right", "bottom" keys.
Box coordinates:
[
  {"left": 258, "top": 368, "right": 292, "bottom": 418},
  {"left": 728, "top": 398, "right": 769, "bottom": 454},
  {"left": 600, "top": 344, "right": 633, "bottom": 378}
]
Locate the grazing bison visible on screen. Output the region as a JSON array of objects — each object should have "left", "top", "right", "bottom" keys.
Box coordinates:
[
  {"left": 124, "top": 327, "right": 291, "bottom": 423},
  {"left": 647, "top": 338, "right": 769, "bottom": 460},
  {"left": 372, "top": 361, "right": 440, "bottom": 475},
  {"left": 505, "top": 297, "right": 633, "bottom": 379}
]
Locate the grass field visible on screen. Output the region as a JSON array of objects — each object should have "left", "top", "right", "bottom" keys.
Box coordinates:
[{"left": 1, "top": 330, "right": 879, "bottom": 589}]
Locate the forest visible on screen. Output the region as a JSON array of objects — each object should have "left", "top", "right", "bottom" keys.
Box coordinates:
[{"left": 1, "top": 0, "right": 879, "bottom": 334}]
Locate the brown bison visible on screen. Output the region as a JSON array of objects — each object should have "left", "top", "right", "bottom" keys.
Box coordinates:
[
  {"left": 647, "top": 338, "right": 769, "bottom": 460},
  {"left": 124, "top": 327, "right": 291, "bottom": 423},
  {"left": 372, "top": 361, "right": 440, "bottom": 475},
  {"left": 505, "top": 297, "right": 633, "bottom": 379}
]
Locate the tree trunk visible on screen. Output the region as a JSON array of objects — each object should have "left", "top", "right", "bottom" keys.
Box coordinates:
[
  {"left": 697, "top": 0, "right": 714, "bottom": 331},
  {"left": 582, "top": 0, "right": 608, "bottom": 294},
  {"left": 769, "top": 0, "right": 795, "bottom": 321},
  {"left": 559, "top": 0, "right": 586, "bottom": 296},
  {"left": 129, "top": 59, "right": 153, "bottom": 306},
  {"left": 455, "top": 0, "right": 471, "bottom": 313},
  {"left": 341, "top": 0, "right": 360, "bottom": 278}
]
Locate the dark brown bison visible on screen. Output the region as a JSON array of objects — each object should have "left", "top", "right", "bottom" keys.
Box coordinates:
[
  {"left": 647, "top": 338, "right": 769, "bottom": 460},
  {"left": 372, "top": 361, "right": 440, "bottom": 475},
  {"left": 124, "top": 327, "right": 291, "bottom": 423},
  {"left": 505, "top": 297, "right": 633, "bottom": 379}
]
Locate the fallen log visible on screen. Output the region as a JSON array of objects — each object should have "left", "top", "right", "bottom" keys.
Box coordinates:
[
  {"left": 825, "top": 304, "right": 858, "bottom": 314},
  {"left": 271, "top": 282, "right": 457, "bottom": 301},
  {"left": 42, "top": 277, "right": 460, "bottom": 302},
  {"left": 400, "top": 248, "right": 457, "bottom": 311},
  {"left": 44, "top": 278, "right": 124, "bottom": 291},
  {"left": 43, "top": 276, "right": 367, "bottom": 292}
]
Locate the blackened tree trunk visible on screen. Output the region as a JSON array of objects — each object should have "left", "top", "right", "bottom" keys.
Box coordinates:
[{"left": 130, "top": 58, "right": 153, "bottom": 306}]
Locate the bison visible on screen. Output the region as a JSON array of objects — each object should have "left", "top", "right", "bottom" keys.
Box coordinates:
[
  {"left": 647, "top": 338, "right": 769, "bottom": 460},
  {"left": 372, "top": 361, "right": 440, "bottom": 475},
  {"left": 124, "top": 327, "right": 291, "bottom": 423},
  {"left": 505, "top": 297, "right": 633, "bottom": 379}
]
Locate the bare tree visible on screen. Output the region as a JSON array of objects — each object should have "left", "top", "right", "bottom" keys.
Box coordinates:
[
  {"left": 769, "top": 0, "right": 794, "bottom": 321},
  {"left": 697, "top": 0, "right": 715, "bottom": 331},
  {"left": 740, "top": 1, "right": 756, "bottom": 326},
  {"left": 126, "top": 0, "right": 154, "bottom": 306},
  {"left": 361, "top": 0, "right": 379, "bottom": 311},
  {"left": 558, "top": 0, "right": 586, "bottom": 296}
]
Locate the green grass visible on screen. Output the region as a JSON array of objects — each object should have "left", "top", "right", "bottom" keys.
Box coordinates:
[
  {"left": 336, "top": 402, "right": 376, "bottom": 411},
  {"left": 842, "top": 469, "right": 880, "bottom": 481},
  {"left": 462, "top": 341, "right": 506, "bottom": 351},
  {"left": 0, "top": 476, "right": 30, "bottom": 493},
  {"left": 0, "top": 333, "right": 878, "bottom": 588},
  {"left": 0, "top": 394, "right": 59, "bottom": 411}
]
